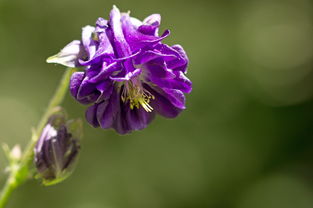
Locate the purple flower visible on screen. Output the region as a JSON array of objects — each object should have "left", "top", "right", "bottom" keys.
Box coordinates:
[
  {"left": 47, "top": 6, "right": 192, "bottom": 134},
  {"left": 34, "top": 110, "right": 82, "bottom": 186}
]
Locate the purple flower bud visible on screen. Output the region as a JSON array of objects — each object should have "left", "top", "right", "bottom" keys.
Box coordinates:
[
  {"left": 47, "top": 5, "right": 192, "bottom": 134},
  {"left": 34, "top": 110, "right": 82, "bottom": 186}
]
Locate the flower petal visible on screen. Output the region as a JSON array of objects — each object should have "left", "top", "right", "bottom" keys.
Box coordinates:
[
  {"left": 95, "top": 80, "right": 113, "bottom": 103},
  {"left": 121, "top": 13, "right": 170, "bottom": 52},
  {"left": 134, "top": 49, "right": 176, "bottom": 65},
  {"left": 155, "top": 44, "right": 189, "bottom": 72},
  {"left": 162, "top": 88, "right": 186, "bottom": 109},
  {"left": 95, "top": 17, "right": 108, "bottom": 33},
  {"left": 89, "top": 62, "right": 120, "bottom": 83},
  {"left": 109, "top": 5, "right": 132, "bottom": 57},
  {"left": 145, "top": 85, "right": 182, "bottom": 118},
  {"left": 126, "top": 107, "right": 155, "bottom": 131},
  {"left": 70, "top": 72, "right": 85, "bottom": 98},
  {"left": 97, "top": 89, "right": 119, "bottom": 129},
  {"left": 148, "top": 71, "right": 192, "bottom": 93},
  {"left": 79, "top": 19, "right": 115, "bottom": 66},
  {"left": 76, "top": 77, "right": 101, "bottom": 104},
  {"left": 81, "top": 26, "right": 97, "bottom": 58},
  {"left": 86, "top": 104, "right": 100, "bottom": 128},
  {"left": 138, "top": 14, "right": 161, "bottom": 36},
  {"left": 144, "top": 58, "right": 175, "bottom": 79},
  {"left": 110, "top": 68, "right": 141, "bottom": 82},
  {"left": 46, "top": 40, "right": 84, "bottom": 68}
]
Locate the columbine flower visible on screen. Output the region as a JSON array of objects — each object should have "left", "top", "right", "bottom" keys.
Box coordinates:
[
  {"left": 47, "top": 5, "right": 192, "bottom": 134},
  {"left": 34, "top": 110, "right": 82, "bottom": 186}
]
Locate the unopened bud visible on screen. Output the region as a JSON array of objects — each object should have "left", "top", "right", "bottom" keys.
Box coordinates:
[{"left": 34, "top": 110, "right": 82, "bottom": 186}]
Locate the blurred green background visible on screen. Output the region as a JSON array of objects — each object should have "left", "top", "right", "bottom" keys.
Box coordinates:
[{"left": 1, "top": 0, "right": 313, "bottom": 207}]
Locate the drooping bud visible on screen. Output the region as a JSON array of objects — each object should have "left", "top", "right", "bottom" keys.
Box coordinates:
[{"left": 34, "top": 109, "right": 82, "bottom": 186}]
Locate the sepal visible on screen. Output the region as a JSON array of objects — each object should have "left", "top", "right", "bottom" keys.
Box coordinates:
[{"left": 47, "top": 40, "right": 84, "bottom": 68}]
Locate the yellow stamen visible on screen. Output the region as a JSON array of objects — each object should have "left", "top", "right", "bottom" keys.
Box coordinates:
[{"left": 121, "top": 80, "right": 154, "bottom": 112}]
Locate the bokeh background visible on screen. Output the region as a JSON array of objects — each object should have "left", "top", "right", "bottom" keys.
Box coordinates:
[{"left": 1, "top": 0, "right": 313, "bottom": 207}]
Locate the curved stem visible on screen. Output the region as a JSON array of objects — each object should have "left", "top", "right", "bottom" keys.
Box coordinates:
[{"left": 0, "top": 68, "right": 74, "bottom": 208}]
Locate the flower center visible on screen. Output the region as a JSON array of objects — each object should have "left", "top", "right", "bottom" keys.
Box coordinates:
[{"left": 121, "top": 80, "right": 155, "bottom": 112}]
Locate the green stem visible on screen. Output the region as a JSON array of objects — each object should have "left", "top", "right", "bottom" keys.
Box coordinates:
[
  {"left": 0, "top": 68, "right": 74, "bottom": 208},
  {"left": 0, "top": 175, "right": 17, "bottom": 208}
]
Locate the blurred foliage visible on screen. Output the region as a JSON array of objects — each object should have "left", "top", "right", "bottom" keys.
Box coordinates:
[{"left": 1, "top": 0, "right": 313, "bottom": 207}]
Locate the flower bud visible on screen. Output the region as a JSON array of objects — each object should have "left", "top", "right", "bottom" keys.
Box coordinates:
[{"left": 34, "top": 110, "right": 82, "bottom": 186}]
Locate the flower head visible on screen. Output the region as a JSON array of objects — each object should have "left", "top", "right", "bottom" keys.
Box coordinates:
[
  {"left": 47, "top": 6, "right": 192, "bottom": 134},
  {"left": 34, "top": 110, "right": 82, "bottom": 186}
]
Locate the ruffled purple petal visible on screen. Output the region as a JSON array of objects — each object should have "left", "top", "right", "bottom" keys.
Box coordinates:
[
  {"left": 138, "top": 14, "right": 161, "bottom": 36},
  {"left": 148, "top": 70, "right": 192, "bottom": 93},
  {"left": 134, "top": 49, "right": 176, "bottom": 65},
  {"left": 70, "top": 72, "right": 85, "bottom": 99},
  {"left": 97, "top": 90, "right": 119, "bottom": 129},
  {"left": 121, "top": 13, "right": 170, "bottom": 52},
  {"left": 86, "top": 104, "right": 99, "bottom": 128},
  {"left": 110, "top": 68, "right": 141, "bottom": 82},
  {"left": 77, "top": 77, "right": 97, "bottom": 99},
  {"left": 95, "top": 17, "right": 108, "bottom": 33},
  {"left": 81, "top": 26, "right": 97, "bottom": 59},
  {"left": 85, "top": 88, "right": 120, "bottom": 130},
  {"left": 146, "top": 85, "right": 182, "bottom": 118},
  {"left": 72, "top": 75, "right": 102, "bottom": 105},
  {"left": 144, "top": 58, "right": 175, "bottom": 79},
  {"left": 95, "top": 80, "right": 113, "bottom": 103},
  {"left": 155, "top": 44, "right": 189, "bottom": 72},
  {"left": 162, "top": 88, "right": 186, "bottom": 109},
  {"left": 144, "top": 84, "right": 182, "bottom": 118},
  {"left": 79, "top": 19, "right": 115, "bottom": 66},
  {"left": 109, "top": 5, "right": 132, "bottom": 57},
  {"left": 89, "top": 62, "right": 120, "bottom": 83},
  {"left": 125, "top": 107, "right": 155, "bottom": 132}
]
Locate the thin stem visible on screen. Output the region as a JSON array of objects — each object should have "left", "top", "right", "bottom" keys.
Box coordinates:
[
  {"left": 0, "top": 175, "right": 17, "bottom": 208},
  {"left": 0, "top": 68, "right": 74, "bottom": 208}
]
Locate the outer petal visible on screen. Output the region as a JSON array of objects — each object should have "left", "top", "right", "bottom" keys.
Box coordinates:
[
  {"left": 110, "top": 68, "right": 141, "bottom": 82},
  {"left": 134, "top": 49, "right": 176, "bottom": 65},
  {"left": 144, "top": 58, "right": 175, "bottom": 79},
  {"left": 145, "top": 85, "right": 182, "bottom": 118},
  {"left": 108, "top": 6, "right": 137, "bottom": 74},
  {"left": 169, "top": 45, "right": 189, "bottom": 72},
  {"left": 72, "top": 76, "right": 102, "bottom": 105},
  {"left": 121, "top": 13, "right": 170, "bottom": 52},
  {"left": 138, "top": 14, "right": 161, "bottom": 36},
  {"left": 108, "top": 5, "right": 132, "bottom": 57},
  {"left": 89, "top": 62, "right": 120, "bottom": 83},
  {"left": 95, "top": 80, "right": 113, "bottom": 103},
  {"left": 86, "top": 104, "right": 100, "bottom": 128},
  {"left": 126, "top": 107, "right": 155, "bottom": 131},
  {"left": 147, "top": 70, "right": 192, "bottom": 94},
  {"left": 81, "top": 26, "right": 97, "bottom": 59},
  {"left": 155, "top": 44, "right": 189, "bottom": 72},
  {"left": 77, "top": 77, "right": 98, "bottom": 99},
  {"left": 162, "top": 88, "right": 186, "bottom": 109},
  {"left": 113, "top": 108, "right": 130, "bottom": 134},
  {"left": 97, "top": 88, "right": 119, "bottom": 129},
  {"left": 79, "top": 19, "right": 115, "bottom": 66},
  {"left": 95, "top": 17, "right": 108, "bottom": 33},
  {"left": 46, "top": 40, "right": 85, "bottom": 68},
  {"left": 70, "top": 72, "right": 85, "bottom": 99},
  {"left": 111, "top": 91, "right": 132, "bottom": 134}
]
